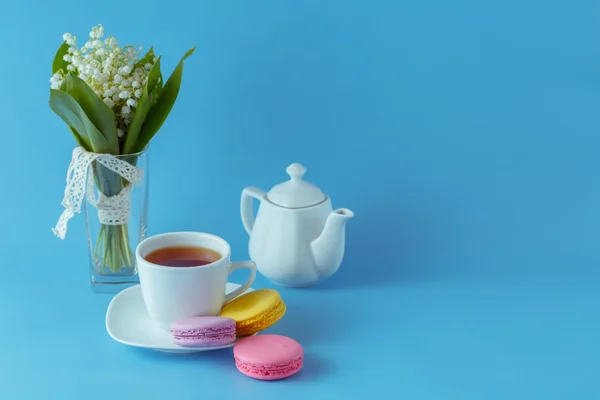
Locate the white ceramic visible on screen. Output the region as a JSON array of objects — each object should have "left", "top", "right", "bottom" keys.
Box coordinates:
[
  {"left": 241, "top": 163, "right": 354, "bottom": 287},
  {"left": 106, "top": 283, "right": 254, "bottom": 353},
  {"left": 136, "top": 232, "right": 257, "bottom": 330}
]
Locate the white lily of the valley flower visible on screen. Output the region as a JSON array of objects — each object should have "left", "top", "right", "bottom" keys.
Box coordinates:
[
  {"left": 105, "top": 37, "right": 117, "bottom": 47},
  {"left": 49, "top": 73, "right": 63, "bottom": 89},
  {"left": 51, "top": 24, "right": 153, "bottom": 131},
  {"left": 63, "top": 33, "right": 76, "bottom": 46}
]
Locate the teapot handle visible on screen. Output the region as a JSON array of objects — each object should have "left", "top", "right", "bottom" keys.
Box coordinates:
[{"left": 241, "top": 187, "right": 266, "bottom": 235}]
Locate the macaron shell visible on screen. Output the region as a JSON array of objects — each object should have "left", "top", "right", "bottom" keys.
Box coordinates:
[
  {"left": 236, "top": 299, "right": 285, "bottom": 336},
  {"left": 234, "top": 334, "right": 303, "bottom": 365},
  {"left": 220, "top": 289, "right": 286, "bottom": 336},
  {"left": 235, "top": 356, "right": 303, "bottom": 380},
  {"left": 171, "top": 316, "right": 236, "bottom": 334},
  {"left": 174, "top": 333, "right": 236, "bottom": 347}
]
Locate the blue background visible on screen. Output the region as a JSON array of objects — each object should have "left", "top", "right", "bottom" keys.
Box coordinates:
[{"left": 0, "top": 0, "right": 599, "bottom": 398}]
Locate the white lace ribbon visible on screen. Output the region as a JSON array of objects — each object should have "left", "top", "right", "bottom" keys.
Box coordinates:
[{"left": 52, "top": 147, "right": 144, "bottom": 240}]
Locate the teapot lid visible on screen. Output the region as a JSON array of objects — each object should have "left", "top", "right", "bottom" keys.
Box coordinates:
[{"left": 267, "top": 163, "right": 326, "bottom": 208}]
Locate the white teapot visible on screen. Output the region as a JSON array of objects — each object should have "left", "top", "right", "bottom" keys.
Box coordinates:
[{"left": 241, "top": 163, "right": 354, "bottom": 287}]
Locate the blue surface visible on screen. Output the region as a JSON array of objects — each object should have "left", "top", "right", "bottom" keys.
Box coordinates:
[{"left": 0, "top": 0, "right": 599, "bottom": 398}]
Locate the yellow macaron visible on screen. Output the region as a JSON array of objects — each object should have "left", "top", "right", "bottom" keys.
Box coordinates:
[{"left": 219, "top": 289, "right": 286, "bottom": 336}]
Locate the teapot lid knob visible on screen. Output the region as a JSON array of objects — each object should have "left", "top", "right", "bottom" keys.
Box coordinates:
[{"left": 286, "top": 163, "right": 306, "bottom": 181}]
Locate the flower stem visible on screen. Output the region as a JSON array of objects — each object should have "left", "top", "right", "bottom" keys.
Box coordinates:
[
  {"left": 91, "top": 159, "right": 137, "bottom": 275},
  {"left": 92, "top": 223, "right": 135, "bottom": 273}
]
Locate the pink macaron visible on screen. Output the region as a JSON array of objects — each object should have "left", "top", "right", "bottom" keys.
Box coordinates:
[{"left": 233, "top": 334, "right": 303, "bottom": 380}]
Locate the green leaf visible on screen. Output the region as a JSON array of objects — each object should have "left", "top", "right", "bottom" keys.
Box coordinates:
[
  {"left": 60, "top": 74, "right": 119, "bottom": 154},
  {"left": 135, "top": 47, "right": 155, "bottom": 70},
  {"left": 69, "top": 126, "right": 91, "bottom": 151},
  {"left": 135, "top": 47, "right": 195, "bottom": 152},
  {"left": 147, "top": 57, "right": 162, "bottom": 98},
  {"left": 151, "top": 71, "right": 163, "bottom": 99},
  {"left": 49, "top": 89, "right": 114, "bottom": 153},
  {"left": 122, "top": 57, "right": 162, "bottom": 154},
  {"left": 52, "top": 42, "right": 70, "bottom": 74}
]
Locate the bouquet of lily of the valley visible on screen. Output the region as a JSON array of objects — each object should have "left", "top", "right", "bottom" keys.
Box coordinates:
[{"left": 50, "top": 24, "right": 194, "bottom": 275}]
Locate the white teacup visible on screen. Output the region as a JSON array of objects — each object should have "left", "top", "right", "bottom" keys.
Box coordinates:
[{"left": 136, "top": 232, "right": 257, "bottom": 330}]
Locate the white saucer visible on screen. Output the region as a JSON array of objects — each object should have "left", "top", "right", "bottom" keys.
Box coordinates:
[{"left": 106, "top": 283, "right": 253, "bottom": 353}]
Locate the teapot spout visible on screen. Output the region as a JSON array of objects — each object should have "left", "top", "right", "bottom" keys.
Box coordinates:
[{"left": 310, "top": 208, "right": 354, "bottom": 279}]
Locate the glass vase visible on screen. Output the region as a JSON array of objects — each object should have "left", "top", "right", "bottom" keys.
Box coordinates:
[{"left": 84, "top": 147, "right": 149, "bottom": 293}]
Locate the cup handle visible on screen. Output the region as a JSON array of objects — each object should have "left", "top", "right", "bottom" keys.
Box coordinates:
[{"left": 223, "top": 260, "right": 257, "bottom": 305}]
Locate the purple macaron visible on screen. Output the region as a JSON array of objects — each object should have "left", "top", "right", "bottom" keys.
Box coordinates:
[{"left": 170, "top": 316, "right": 237, "bottom": 347}]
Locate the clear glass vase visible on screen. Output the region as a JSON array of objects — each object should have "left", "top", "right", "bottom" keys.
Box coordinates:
[{"left": 84, "top": 147, "right": 149, "bottom": 293}]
